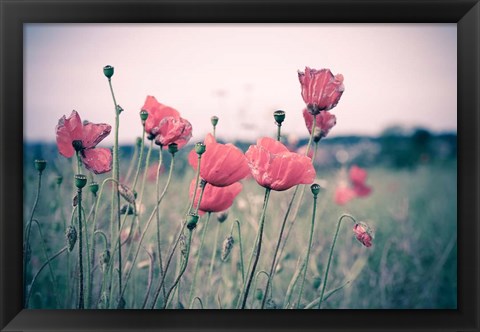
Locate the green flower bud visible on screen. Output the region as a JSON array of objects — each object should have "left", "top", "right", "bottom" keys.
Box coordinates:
[
  {"left": 210, "top": 115, "right": 219, "bottom": 127},
  {"left": 135, "top": 137, "right": 143, "bottom": 147},
  {"left": 56, "top": 176, "right": 63, "bottom": 185},
  {"left": 274, "top": 110, "right": 285, "bottom": 125},
  {"left": 313, "top": 276, "right": 322, "bottom": 289},
  {"left": 310, "top": 183, "right": 321, "bottom": 196},
  {"left": 103, "top": 65, "right": 114, "bottom": 79},
  {"left": 195, "top": 142, "right": 206, "bottom": 156},
  {"left": 186, "top": 213, "right": 199, "bottom": 230},
  {"left": 74, "top": 174, "right": 87, "bottom": 189},
  {"left": 221, "top": 236, "right": 234, "bottom": 261},
  {"left": 255, "top": 288, "right": 263, "bottom": 301},
  {"left": 116, "top": 105, "right": 124, "bottom": 115},
  {"left": 217, "top": 211, "right": 228, "bottom": 223},
  {"left": 168, "top": 143, "right": 178, "bottom": 156},
  {"left": 140, "top": 110, "right": 148, "bottom": 122},
  {"left": 89, "top": 182, "right": 99, "bottom": 195},
  {"left": 34, "top": 159, "right": 47, "bottom": 172}
]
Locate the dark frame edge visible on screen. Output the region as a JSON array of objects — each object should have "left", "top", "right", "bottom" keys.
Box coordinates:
[{"left": 1, "top": 0, "right": 480, "bottom": 332}]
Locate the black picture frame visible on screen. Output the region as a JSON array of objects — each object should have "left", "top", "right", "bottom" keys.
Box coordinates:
[{"left": 1, "top": 0, "right": 479, "bottom": 331}]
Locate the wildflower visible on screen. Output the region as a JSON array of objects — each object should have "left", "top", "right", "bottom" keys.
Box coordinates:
[
  {"left": 349, "top": 165, "right": 372, "bottom": 197},
  {"left": 188, "top": 134, "right": 250, "bottom": 187},
  {"left": 245, "top": 137, "right": 315, "bottom": 191},
  {"left": 353, "top": 222, "right": 374, "bottom": 247},
  {"left": 302, "top": 108, "right": 336, "bottom": 141},
  {"left": 141, "top": 96, "right": 192, "bottom": 149},
  {"left": 334, "top": 184, "right": 357, "bottom": 205},
  {"left": 298, "top": 67, "right": 344, "bottom": 115},
  {"left": 154, "top": 116, "right": 192, "bottom": 149},
  {"left": 189, "top": 180, "right": 242, "bottom": 215},
  {"left": 55, "top": 110, "right": 112, "bottom": 174}
]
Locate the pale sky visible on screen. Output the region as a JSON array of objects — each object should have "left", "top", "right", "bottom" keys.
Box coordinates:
[{"left": 24, "top": 24, "right": 457, "bottom": 145}]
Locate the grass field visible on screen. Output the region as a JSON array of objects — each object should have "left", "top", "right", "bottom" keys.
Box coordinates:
[{"left": 23, "top": 144, "right": 457, "bottom": 309}]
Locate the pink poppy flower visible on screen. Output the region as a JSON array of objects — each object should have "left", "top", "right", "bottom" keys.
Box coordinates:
[
  {"left": 55, "top": 110, "right": 112, "bottom": 174},
  {"left": 141, "top": 96, "right": 178, "bottom": 134},
  {"left": 298, "top": 67, "right": 344, "bottom": 114},
  {"left": 302, "top": 108, "right": 337, "bottom": 141},
  {"left": 154, "top": 116, "right": 192, "bottom": 149},
  {"left": 334, "top": 185, "right": 357, "bottom": 205},
  {"left": 245, "top": 137, "right": 316, "bottom": 191},
  {"left": 189, "top": 180, "right": 242, "bottom": 215},
  {"left": 188, "top": 134, "right": 250, "bottom": 187},
  {"left": 353, "top": 223, "right": 373, "bottom": 247}
]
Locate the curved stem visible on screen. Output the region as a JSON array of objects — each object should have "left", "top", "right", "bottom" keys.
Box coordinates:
[
  {"left": 140, "top": 245, "right": 155, "bottom": 309},
  {"left": 318, "top": 214, "right": 357, "bottom": 309},
  {"left": 240, "top": 188, "right": 271, "bottom": 309},
  {"left": 190, "top": 297, "right": 204, "bottom": 309},
  {"left": 251, "top": 270, "right": 269, "bottom": 308},
  {"left": 25, "top": 247, "right": 67, "bottom": 307},
  {"left": 296, "top": 192, "right": 318, "bottom": 308},
  {"left": 188, "top": 212, "right": 211, "bottom": 307},
  {"left": 23, "top": 170, "right": 42, "bottom": 307}
]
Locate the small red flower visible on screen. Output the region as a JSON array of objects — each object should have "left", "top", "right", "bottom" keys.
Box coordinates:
[
  {"left": 55, "top": 110, "right": 112, "bottom": 174},
  {"left": 298, "top": 67, "right": 344, "bottom": 114},
  {"left": 189, "top": 180, "right": 242, "bottom": 215},
  {"left": 334, "top": 184, "right": 357, "bottom": 205},
  {"left": 353, "top": 222, "right": 373, "bottom": 247},
  {"left": 302, "top": 108, "right": 337, "bottom": 140},
  {"left": 154, "top": 116, "right": 192, "bottom": 149},
  {"left": 245, "top": 137, "right": 316, "bottom": 191},
  {"left": 188, "top": 134, "right": 250, "bottom": 187},
  {"left": 141, "top": 96, "right": 180, "bottom": 137}
]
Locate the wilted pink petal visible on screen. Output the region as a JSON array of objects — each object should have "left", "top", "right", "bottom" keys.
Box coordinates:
[
  {"left": 353, "top": 223, "right": 373, "bottom": 247},
  {"left": 82, "top": 148, "right": 112, "bottom": 174},
  {"left": 55, "top": 110, "right": 83, "bottom": 158}
]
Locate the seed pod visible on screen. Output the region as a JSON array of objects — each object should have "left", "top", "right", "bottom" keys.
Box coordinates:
[
  {"left": 118, "top": 184, "right": 135, "bottom": 205},
  {"left": 273, "top": 110, "right": 285, "bottom": 125},
  {"left": 210, "top": 115, "right": 219, "bottom": 127},
  {"left": 221, "top": 236, "right": 234, "bottom": 261},
  {"left": 34, "top": 159, "right": 47, "bottom": 172},
  {"left": 103, "top": 65, "right": 114, "bottom": 79},
  {"left": 100, "top": 249, "right": 111, "bottom": 272},
  {"left": 217, "top": 211, "right": 229, "bottom": 223},
  {"left": 66, "top": 225, "right": 77, "bottom": 252}
]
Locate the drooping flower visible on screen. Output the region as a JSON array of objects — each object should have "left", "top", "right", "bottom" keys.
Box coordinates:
[
  {"left": 298, "top": 67, "right": 344, "bottom": 115},
  {"left": 245, "top": 137, "right": 316, "bottom": 191},
  {"left": 55, "top": 110, "right": 112, "bottom": 174},
  {"left": 353, "top": 222, "right": 374, "bottom": 247},
  {"left": 141, "top": 96, "right": 192, "bottom": 148},
  {"left": 188, "top": 134, "right": 250, "bottom": 187},
  {"left": 302, "top": 108, "right": 337, "bottom": 141},
  {"left": 189, "top": 180, "right": 242, "bottom": 215}
]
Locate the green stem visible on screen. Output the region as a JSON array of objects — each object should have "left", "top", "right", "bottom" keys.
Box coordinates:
[
  {"left": 155, "top": 145, "right": 167, "bottom": 302},
  {"left": 138, "top": 139, "right": 153, "bottom": 207},
  {"left": 239, "top": 188, "right": 271, "bottom": 309},
  {"left": 276, "top": 124, "right": 282, "bottom": 141},
  {"left": 81, "top": 207, "right": 91, "bottom": 309},
  {"left": 207, "top": 215, "right": 220, "bottom": 294},
  {"left": 119, "top": 156, "right": 176, "bottom": 306},
  {"left": 162, "top": 230, "right": 193, "bottom": 309},
  {"left": 190, "top": 297, "right": 204, "bottom": 309},
  {"left": 140, "top": 245, "right": 155, "bottom": 309},
  {"left": 188, "top": 212, "right": 211, "bottom": 307},
  {"left": 234, "top": 220, "right": 245, "bottom": 283},
  {"left": 108, "top": 77, "right": 122, "bottom": 302},
  {"left": 25, "top": 247, "right": 67, "bottom": 307},
  {"left": 318, "top": 214, "right": 357, "bottom": 309},
  {"left": 189, "top": 156, "right": 202, "bottom": 213},
  {"left": 296, "top": 192, "right": 318, "bottom": 308},
  {"left": 23, "top": 169, "right": 43, "bottom": 307},
  {"left": 124, "top": 139, "right": 140, "bottom": 184},
  {"left": 77, "top": 187, "right": 84, "bottom": 309}
]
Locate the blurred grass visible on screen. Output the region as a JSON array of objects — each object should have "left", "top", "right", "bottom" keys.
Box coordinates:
[{"left": 23, "top": 147, "right": 457, "bottom": 309}]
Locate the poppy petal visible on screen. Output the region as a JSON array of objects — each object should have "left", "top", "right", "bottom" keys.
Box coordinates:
[{"left": 82, "top": 148, "right": 112, "bottom": 174}]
